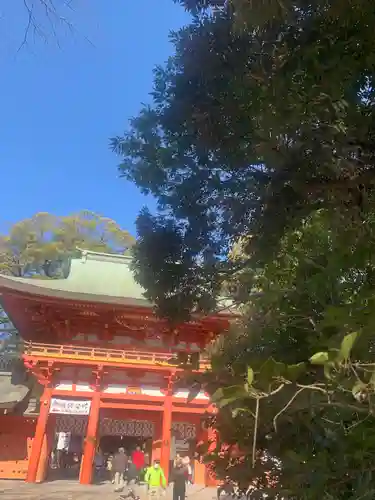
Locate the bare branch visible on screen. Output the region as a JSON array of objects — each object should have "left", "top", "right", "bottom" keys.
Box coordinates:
[
  {"left": 18, "top": 0, "right": 34, "bottom": 53},
  {"left": 273, "top": 384, "right": 329, "bottom": 432},
  {"left": 252, "top": 397, "right": 260, "bottom": 468},
  {"left": 16, "top": 0, "right": 92, "bottom": 53}
]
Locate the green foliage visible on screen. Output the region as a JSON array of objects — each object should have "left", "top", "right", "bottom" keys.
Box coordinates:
[
  {"left": 339, "top": 332, "right": 359, "bottom": 362},
  {"left": 309, "top": 352, "right": 329, "bottom": 366},
  {"left": 112, "top": 0, "right": 375, "bottom": 317},
  {"left": 0, "top": 210, "right": 134, "bottom": 278},
  {"left": 112, "top": 0, "right": 375, "bottom": 497}
]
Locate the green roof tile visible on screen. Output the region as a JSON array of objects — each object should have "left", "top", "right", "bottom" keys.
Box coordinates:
[
  {"left": 0, "top": 249, "right": 150, "bottom": 307},
  {"left": 0, "top": 249, "right": 235, "bottom": 314}
]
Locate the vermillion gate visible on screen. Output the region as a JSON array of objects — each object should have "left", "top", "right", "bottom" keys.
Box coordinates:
[{"left": 0, "top": 250, "right": 231, "bottom": 485}]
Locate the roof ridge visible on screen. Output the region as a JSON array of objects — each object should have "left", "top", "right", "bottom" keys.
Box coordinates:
[{"left": 76, "top": 248, "right": 132, "bottom": 264}]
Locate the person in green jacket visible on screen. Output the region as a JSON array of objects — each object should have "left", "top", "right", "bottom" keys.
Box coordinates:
[{"left": 144, "top": 460, "right": 167, "bottom": 500}]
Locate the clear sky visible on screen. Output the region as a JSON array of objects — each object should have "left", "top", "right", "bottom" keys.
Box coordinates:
[{"left": 0, "top": 0, "right": 189, "bottom": 235}]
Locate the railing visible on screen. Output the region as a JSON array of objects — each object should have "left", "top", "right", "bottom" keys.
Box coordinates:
[{"left": 23, "top": 341, "right": 210, "bottom": 370}]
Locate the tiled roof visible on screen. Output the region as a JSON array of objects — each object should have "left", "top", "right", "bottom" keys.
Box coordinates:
[{"left": 0, "top": 249, "right": 150, "bottom": 307}]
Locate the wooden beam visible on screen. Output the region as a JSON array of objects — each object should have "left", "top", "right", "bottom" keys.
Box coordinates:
[
  {"left": 3, "top": 293, "right": 231, "bottom": 343},
  {"left": 50, "top": 389, "right": 210, "bottom": 406},
  {"left": 24, "top": 354, "right": 207, "bottom": 375},
  {"left": 172, "top": 406, "right": 214, "bottom": 414},
  {"left": 101, "top": 407, "right": 161, "bottom": 421},
  {"left": 99, "top": 401, "right": 163, "bottom": 411}
]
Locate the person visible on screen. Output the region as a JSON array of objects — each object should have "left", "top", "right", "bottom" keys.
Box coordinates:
[
  {"left": 56, "top": 431, "right": 70, "bottom": 470},
  {"left": 182, "top": 456, "right": 192, "bottom": 484},
  {"left": 112, "top": 447, "right": 128, "bottom": 492},
  {"left": 107, "top": 453, "right": 114, "bottom": 483},
  {"left": 171, "top": 459, "right": 188, "bottom": 500},
  {"left": 125, "top": 457, "right": 138, "bottom": 485},
  {"left": 144, "top": 459, "right": 167, "bottom": 500},
  {"left": 94, "top": 448, "right": 105, "bottom": 480},
  {"left": 173, "top": 454, "right": 181, "bottom": 468},
  {"left": 132, "top": 445, "right": 145, "bottom": 482}
]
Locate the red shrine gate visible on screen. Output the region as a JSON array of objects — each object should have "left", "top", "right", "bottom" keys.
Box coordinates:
[{"left": 0, "top": 250, "right": 230, "bottom": 485}]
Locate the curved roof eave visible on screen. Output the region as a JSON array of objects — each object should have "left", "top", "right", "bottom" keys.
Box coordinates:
[
  {"left": 0, "top": 274, "right": 237, "bottom": 320},
  {"left": 0, "top": 274, "right": 153, "bottom": 309}
]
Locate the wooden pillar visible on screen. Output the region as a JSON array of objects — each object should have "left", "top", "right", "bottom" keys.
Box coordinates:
[
  {"left": 151, "top": 414, "right": 163, "bottom": 463},
  {"left": 80, "top": 392, "right": 100, "bottom": 485},
  {"left": 36, "top": 414, "right": 56, "bottom": 483},
  {"left": 26, "top": 387, "right": 52, "bottom": 483},
  {"left": 160, "top": 386, "right": 173, "bottom": 483},
  {"left": 35, "top": 435, "right": 48, "bottom": 483}
]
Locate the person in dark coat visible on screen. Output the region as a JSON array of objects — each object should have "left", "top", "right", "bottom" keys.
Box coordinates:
[
  {"left": 172, "top": 460, "right": 188, "bottom": 500},
  {"left": 112, "top": 447, "right": 128, "bottom": 492},
  {"left": 125, "top": 457, "right": 138, "bottom": 484}
]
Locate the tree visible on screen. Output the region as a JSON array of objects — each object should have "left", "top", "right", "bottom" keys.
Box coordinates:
[
  {"left": 0, "top": 210, "right": 134, "bottom": 278},
  {"left": 111, "top": 0, "right": 375, "bottom": 497},
  {"left": 193, "top": 209, "right": 375, "bottom": 498},
  {"left": 113, "top": 11, "right": 375, "bottom": 322},
  {"left": 112, "top": 0, "right": 375, "bottom": 319}
]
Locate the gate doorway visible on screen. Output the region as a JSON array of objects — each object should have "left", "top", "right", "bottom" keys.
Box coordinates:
[
  {"left": 99, "top": 435, "right": 151, "bottom": 456},
  {"left": 98, "top": 417, "right": 154, "bottom": 468},
  {"left": 48, "top": 415, "right": 87, "bottom": 481},
  {"left": 48, "top": 414, "right": 155, "bottom": 483}
]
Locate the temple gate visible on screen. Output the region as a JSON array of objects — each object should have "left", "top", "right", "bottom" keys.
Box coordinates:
[{"left": 0, "top": 249, "right": 232, "bottom": 484}]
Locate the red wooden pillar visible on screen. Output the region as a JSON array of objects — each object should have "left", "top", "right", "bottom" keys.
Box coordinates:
[
  {"left": 36, "top": 414, "right": 56, "bottom": 482},
  {"left": 26, "top": 387, "right": 52, "bottom": 483},
  {"left": 160, "top": 388, "right": 173, "bottom": 483},
  {"left": 80, "top": 392, "right": 100, "bottom": 485},
  {"left": 151, "top": 413, "right": 163, "bottom": 463}
]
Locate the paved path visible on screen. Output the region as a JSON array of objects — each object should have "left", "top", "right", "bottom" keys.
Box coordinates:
[{"left": 0, "top": 480, "right": 216, "bottom": 500}]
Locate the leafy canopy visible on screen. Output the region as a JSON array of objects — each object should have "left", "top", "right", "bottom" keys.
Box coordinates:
[
  {"left": 112, "top": 0, "right": 375, "bottom": 320},
  {"left": 197, "top": 208, "right": 375, "bottom": 498},
  {"left": 112, "top": 0, "right": 375, "bottom": 497},
  {"left": 0, "top": 210, "right": 134, "bottom": 278}
]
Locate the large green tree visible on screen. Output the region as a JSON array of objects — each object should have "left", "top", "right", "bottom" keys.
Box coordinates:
[
  {"left": 112, "top": 0, "right": 375, "bottom": 498},
  {"left": 112, "top": 0, "right": 375, "bottom": 319},
  {"left": 0, "top": 210, "right": 134, "bottom": 278},
  {"left": 195, "top": 208, "right": 375, "bottom": 498}
]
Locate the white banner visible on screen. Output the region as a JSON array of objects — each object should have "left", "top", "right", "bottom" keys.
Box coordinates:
[{"left": 50, "top": 398, "right": 91, "bottom": 415}]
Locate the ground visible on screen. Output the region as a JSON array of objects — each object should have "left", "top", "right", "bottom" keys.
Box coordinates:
[{"left": 0, "top": 481, "right": 216, "bottom": 500}]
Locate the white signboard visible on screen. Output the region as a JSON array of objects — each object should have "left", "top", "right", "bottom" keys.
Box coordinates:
[{"left": 50, "top": 398, "right": 91, "bottom": 415}]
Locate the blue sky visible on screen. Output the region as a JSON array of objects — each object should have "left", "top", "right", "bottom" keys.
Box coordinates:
[{"left": 0, "top": 0, "right": 189, "bottom": 235}]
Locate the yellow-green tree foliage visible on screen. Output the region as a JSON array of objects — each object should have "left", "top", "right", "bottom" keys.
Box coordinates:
[{"left": 0, "top": 210, "right": 135, "bottom": 277}]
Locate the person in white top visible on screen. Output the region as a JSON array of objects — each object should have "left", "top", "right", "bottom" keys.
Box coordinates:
[{"left": 182, "top": 456, "right": 192, "bottom": 484}]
